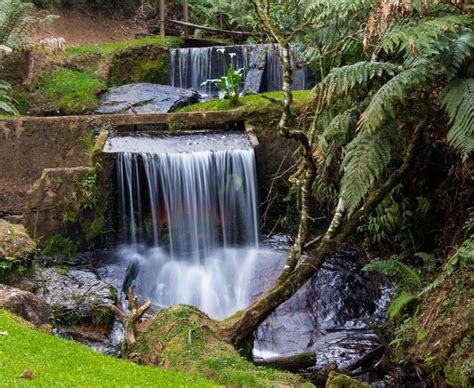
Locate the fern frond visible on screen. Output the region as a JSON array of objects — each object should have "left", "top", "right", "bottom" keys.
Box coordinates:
[
  {"left": 340, "top": 126, "right": 401, "bottom": 213},
  {"left": 363, "top": 255, "right": 422, "bottom": 288},
  {"left": 387, "top": 290, "right": 416, "bottom": 320},
  {"left": 420, "top": 237, "right": 474, "bottom": 295},
  {"left": 433, "top": 29, "right": 474, "bottom": 81},
  {"left": 314, "top": 61, "right": 401, "bottom": 108},
  {"left": 319, "top": 108, "right": 357, "bottom": 159},
  {"left": 0, "top": 80, "right": 18, "bottom": 115},
  {"left": 442, "top": 78, "right": 474, "bottom": 161},
  {"left": 357, "top": 60, "right": 431, "bottom": 133},
  {"left": 378, "top": 14, "right": 473, "bottom": 54}
]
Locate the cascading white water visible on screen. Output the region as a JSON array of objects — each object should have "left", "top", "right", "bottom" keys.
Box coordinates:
[
  {"left": 265, "top": 46, "right": 308, "bottom": 91},
  {"left": 169, "top": 46, "right": 251, "bottom": 95},
  {"left": 169, "top": 44, "right": 308, "bottom": 95},
  {"left": 114, "top": 134, "right": 261, "bottom": 319}
]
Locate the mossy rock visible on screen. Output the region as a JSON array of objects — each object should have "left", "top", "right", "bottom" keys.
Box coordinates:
[
  {"left": 0, "top": 220, "right": 36, "bottom": 260},
  {"left": 325, "top": 372, "right": 370, "bottom": 388},
  {"left": 104, "top": 44, "right": 170, "bottom": 86},
  {"left": 443, "top": 336, "right": 473, "bottom": 388},
  {"left": 0, "top": 220, "right": 36, "bottom": 281},
  {"left": 134, "top": 305, "right": 312, "bottom": 387}
]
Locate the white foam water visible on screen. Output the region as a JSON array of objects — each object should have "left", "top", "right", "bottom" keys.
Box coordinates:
[{"left": 115, "top": 136, "right": 260, "bottom": 319}]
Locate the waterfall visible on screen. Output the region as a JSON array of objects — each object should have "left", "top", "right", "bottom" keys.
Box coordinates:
[
  {"left": 169, "top": 46, "right": 251, "bottom": 96},
  {"left": 113, "top": 133, "right": 260, "bottom": 319},
  {"left": 169, "top": 44, "right": 309, "bottom": 95},
  {"left": 265, "top": 46, "right": 308, "bottom": 91}
]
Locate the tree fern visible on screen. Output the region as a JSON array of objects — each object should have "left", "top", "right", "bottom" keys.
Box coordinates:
[
  {"left": 378, "top": 14, "right": 473, "bottom": 55},
  {"left": 340, "top": 126, "right": 401, "bottom": 213},
  {"left": 314, "top": 61, "right": 401, "bottom": 107},
  {"left": 442, "top": 78, "right": 474, "bottom": 161},
  {"left": 357, "top": 59, "right": 431, "bottom": 133}
]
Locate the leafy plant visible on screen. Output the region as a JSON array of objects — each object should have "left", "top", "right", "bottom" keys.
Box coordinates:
[
  {"left": 77, "top": 173, "right": 98, "bottom": 210},
  {"left": 202, "top": 49, "right": 245, "bottom": 105},
  {"left": 42, "top": 234, "right": 78, "bottom": 258},
  {"left": 0, "top": 0, "right": 56, "bottom": 51},
  {"left": 0, "top": 80, "right": 18, "bottom": 115}
]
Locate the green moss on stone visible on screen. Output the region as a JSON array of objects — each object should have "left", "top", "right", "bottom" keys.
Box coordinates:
[
  {"left": 134, "top": 305, "right": 311, "bottom": 387},
  {"left": 63, "top": 36, "right": 182, "bottom": 57},
  {"left": 325, "top": 372, "right": 370, "bottom": 387},
  {"left": 39, "top": 69, "right": 106, "bottom": 114},
  {"left": 107, "top": 44, "right": 170, "bottom": 86}
]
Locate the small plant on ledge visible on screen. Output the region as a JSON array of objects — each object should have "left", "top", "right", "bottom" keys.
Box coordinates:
[{"left": 202, "top": 49, "right": 245, "bottom": 106}]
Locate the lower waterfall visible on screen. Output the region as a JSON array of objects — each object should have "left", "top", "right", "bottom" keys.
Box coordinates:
[{"left": 113, "top": 133, "right": 261, "bottom": 319}]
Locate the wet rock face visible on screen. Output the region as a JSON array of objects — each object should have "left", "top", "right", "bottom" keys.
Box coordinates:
[
  {"left": 0, "top": 285, "right": 49, "bottom": 327},
  {"left": 0, "top": 220, "right": 36, "bottom": 261},
  {"left": 30, "top": 267, "right": 117, "bottom": 325},
  {"left": 253, "top": 244, "right": 390, "bottom": 368},
  {"left": 96, "top": 83, "right": 200, "bottom": 114}
]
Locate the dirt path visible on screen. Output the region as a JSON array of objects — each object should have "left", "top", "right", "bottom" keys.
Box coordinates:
[{"left": 32, "top": 8, "right": 145, "bottom": 46}]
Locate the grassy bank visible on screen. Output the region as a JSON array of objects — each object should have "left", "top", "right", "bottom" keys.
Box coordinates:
[{"left": 0, "top": 310, "right": 215, "bottom": 387}]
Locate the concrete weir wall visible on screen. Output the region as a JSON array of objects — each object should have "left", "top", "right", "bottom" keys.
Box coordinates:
[{"left": 0, "top": 112, "right": 244, "bottom": 238}]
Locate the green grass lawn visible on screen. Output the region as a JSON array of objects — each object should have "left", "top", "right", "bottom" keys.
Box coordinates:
[{"left": 0, "top": 310, "right": 215, "bottom": 387}]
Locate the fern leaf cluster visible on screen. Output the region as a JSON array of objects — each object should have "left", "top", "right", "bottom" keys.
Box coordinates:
[
  {"left": 0, "top": 80, "right": 18, "bottom": 115},
  {"left": 340, "top": 126, "right": 402, "bottom": 213},
  {"left": 357, "top": 60, "right": 431, "bottom": 133},
  {"left": 378, "top": 14, "right": 473, "bottom": 54},
  {"left": 387, "top": 290, "right": 416, "bottom": 320},
  {"left": 314, "top": 61, "right": 400, "bottom": 107},
  {"left": 442, "top": 78, "right": 474, "bottom": 161}
]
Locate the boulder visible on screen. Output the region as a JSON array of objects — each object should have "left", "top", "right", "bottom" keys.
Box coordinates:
[
  {"left": 0, "top": 285, "right": 49, "bottom": 327},
  {"left": 96, "top": 83, "right": 200, "bottom": 114},
  {"left": 31, "top": 267, "right": 117, "bottom": 325},
  {"left": 326, "top": 371, "right": 370, "bottom": 387},
  {"left": 0, "top": 219, "right": 36, "bottom": 260}
]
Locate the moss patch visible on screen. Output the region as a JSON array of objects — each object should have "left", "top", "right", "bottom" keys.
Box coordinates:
[
  {"left": 0, "top": 309, "right": 214, "bottom": 387},
  {"left": 178, "top": 90, "right": 311, "bottom": 115},
  {"left": 63, "top": 36, "right": 182, "bottom": 57},
  {"left": 325, "top": 371, "right": 370, "bottom": 387},
  {"left": 391, "top": 264, "right": 474, "bottom": 385},
  {"left": 177, "top": 90, "right": 312, "bottom": 135},
  {"left": 134, "top": 305, "right": 311, "bottom": 387},
  {"left": 39, "top": 69, "right": 106, "bottom": 114},
  {"left": 106, "top": 44, "right": 170, "bottom": 86}
]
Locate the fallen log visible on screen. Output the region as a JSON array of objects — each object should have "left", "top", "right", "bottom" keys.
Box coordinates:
[{"left": 254, "top": 351, "right": 316, "bottom": 372}]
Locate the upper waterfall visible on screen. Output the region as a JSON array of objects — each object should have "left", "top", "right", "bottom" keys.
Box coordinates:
[{"left": 168, "top": 44, "right": 309, "bottom": 96}]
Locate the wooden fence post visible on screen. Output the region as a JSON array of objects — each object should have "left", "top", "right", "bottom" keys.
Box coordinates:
[
  {"left": 183, "top": 0, "right": 189, "bottom": 38},
  {"left": 160, "top": 0, "right": 166, "bottom": 37}
]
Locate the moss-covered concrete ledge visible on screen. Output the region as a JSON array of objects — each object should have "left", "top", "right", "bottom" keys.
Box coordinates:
[
  {"left": 0, "top": 111, "right": 243, "bottom": 217},
  {"left": 0, "top": 110, "right": 244, "bottom": 128}
]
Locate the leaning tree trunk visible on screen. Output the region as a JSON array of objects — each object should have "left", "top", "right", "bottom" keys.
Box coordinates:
[{"left": 220, "top": 125, "right": 423, "bottom": 347}]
